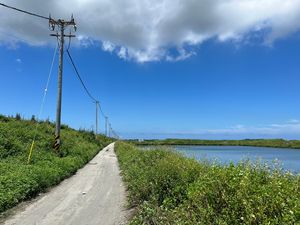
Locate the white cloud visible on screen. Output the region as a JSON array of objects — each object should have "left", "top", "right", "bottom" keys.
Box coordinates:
[
  {"left": 287, "top": 119, "right": 300, "bottom": 124},
  {"left": 122, "top": 120, "right": 300, "bottom": 139},
  {"left": 1, "top": 0, "right": 300, "bottom": 62},
  {"left": 203, "top": 120, "right": 300, "bottom": 137},
  {"left": 102, "top": 41, "right": 115, "bottom": 53},
  {"left": 16, "top": 58, "right": 22, "bottom": 63},
  {"left": 76, "top": 35, "right": 95, "bottom": 48},
  {"left": 117, "top": 47, "right": 127, "bottom": 60},
  {"left": 166, "top": 48, "right": 196, "bottom": 62}
]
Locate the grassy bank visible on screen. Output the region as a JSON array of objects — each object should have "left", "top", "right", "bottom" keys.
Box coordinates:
[
  {"left": 0, "top": 115, "right": 113, "bottom": 213},
  {"left": 115, "top": 142, "right": 300, "bottom": 225},
  {"left": 129, "top": 138, "right": 300, "bottom": 149}
]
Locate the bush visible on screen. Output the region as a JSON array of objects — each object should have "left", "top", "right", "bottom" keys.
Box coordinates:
[{"left": 115, "top": 142, "right": 300, "bottom": 225}]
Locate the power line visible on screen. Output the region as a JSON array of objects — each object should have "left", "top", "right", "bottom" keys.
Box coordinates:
[
  {"left": 28, "top": 43, "right": 58, "bottom": 163},
  {"left": 66, "top": 49, "right": 98, "bottom": 103},
  {"left": 66, "top": 50, "right": 119, "bottom": 137},
  {"left": 1, "top": 2, "right": 120, "bottom": 140},
  {"left": 97, "top": 102, "right": 107, "bottom": 118},
  {"left": 0, "top": 2, "right": 49, "bottom": 20}
]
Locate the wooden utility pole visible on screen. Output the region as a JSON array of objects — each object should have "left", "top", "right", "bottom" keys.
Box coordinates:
[
  {"left": 108, "top": 123, "right": 111, "bottom": 138},
  {"left": 50, "top": 16, "right": 76, "bottom": 151},
  {"left": 109, "top": 123, "right": 112, "bottom": 138},
  {"left": 105, "top": 116, "right": 108, "bottom": 137},
  {"left": 95, "top": 101, "right": 99, "bottom": 136}
]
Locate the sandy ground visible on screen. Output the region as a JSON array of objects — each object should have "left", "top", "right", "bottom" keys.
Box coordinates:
[{"left": 3, "top": 143, "right": 130, "bottom": 225}]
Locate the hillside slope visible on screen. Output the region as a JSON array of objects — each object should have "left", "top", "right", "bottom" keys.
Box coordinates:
[{"left": 0, "top": 114, "right": 113, "bottom": 213}]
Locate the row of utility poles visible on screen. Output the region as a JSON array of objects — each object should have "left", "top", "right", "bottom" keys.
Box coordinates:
[
  {"left": 95, "top": 101, "right": 113, "bottom": 135},
  {"left": 94, "top": 102, "right": 112, "bottom": 137},
  {"left": 50, "top": 15, "right": 116, "bottom": 150},
  {"left": 0, "top": 3, "right": 119, "bottom": 153}
]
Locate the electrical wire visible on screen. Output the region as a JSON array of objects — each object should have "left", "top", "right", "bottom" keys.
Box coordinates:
[
  {"left": 67, "top": 49, "right": 119, "bottom": 138},
  {"left": 38, "top": 44, "right": 58, "bottom": 120},
  {"left": 66, "top": 50, "right": 119, "bottom": 136},
  {"left": 27, "top": 43, "right": 58, "bottom": 163},
  {"left": 0, "top": 2, "right": 120, "bottom": 139},
  {"left": 67, "top": 34, "right": 72, "bottom": 51},
  {"left": 0, "top": 2, "right": 49, "bottom": 20},
  {"left": 97, "top": 102, "right": 107, "bottom": 118},
  {"left": 66, "top": 49, "right": 98, "bottom": 103}
]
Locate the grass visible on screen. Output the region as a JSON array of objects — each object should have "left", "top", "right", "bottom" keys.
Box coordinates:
[
  {"left": 129, "top": 138, "right": 300, "bottom": 149},
  {"left": 0, "top": 114, "right": 113, "bottom": 213},
  {"left": 115, "top": 142, "right": 300, "bottom": 225}
]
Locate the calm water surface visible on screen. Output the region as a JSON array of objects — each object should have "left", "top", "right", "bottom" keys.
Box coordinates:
[{"left": 173, "top": 146, "right": 300, "bottom": 173}]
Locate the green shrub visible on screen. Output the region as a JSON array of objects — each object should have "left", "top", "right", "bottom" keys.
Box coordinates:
[{"left": 115, "top": 142, "right": 300, "bottom": 225}]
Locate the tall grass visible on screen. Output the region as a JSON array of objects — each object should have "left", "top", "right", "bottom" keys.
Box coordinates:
[
  {"left": 0, "top": 115, "right": 113, "bottom": 213},
  {"left": 115, "top": 142, "right": 300, "bottom": 225}
]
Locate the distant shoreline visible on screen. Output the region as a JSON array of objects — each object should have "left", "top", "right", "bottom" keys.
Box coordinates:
[{"left": 128, "top": 139, "right": 300, "bottom": 149}]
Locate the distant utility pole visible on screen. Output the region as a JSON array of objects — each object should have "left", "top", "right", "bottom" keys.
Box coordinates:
[
  {"left": 50, "top": 16, "right": 76, "bottom": 151},
  {"left": 108, "top": 123, "right": 111, "bottom": 138},
  {"left": 95, "top": 101, "right": 99, "bottom": 136},
  {"left": 105, "top": 116, "right": 109, "bottom": 137},
  {"left": 110, "top": 124, "right": 113, "bottom": 138}
]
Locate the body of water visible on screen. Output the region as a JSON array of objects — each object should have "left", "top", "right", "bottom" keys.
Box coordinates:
[{"left": 173, "top": 145, "right": 300, "bottom": 173}]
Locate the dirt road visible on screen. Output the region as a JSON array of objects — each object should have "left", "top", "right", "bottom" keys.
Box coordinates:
[{"left": 3, "top": 143, "right": 129, "bottom": 225}]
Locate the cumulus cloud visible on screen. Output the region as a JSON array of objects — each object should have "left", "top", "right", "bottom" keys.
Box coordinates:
[
  {"left": 102, "top": 41, "right": 115, "bottom": 53},
  {"left": 0, "top": 0, "right": 300, "bottom": 62}
]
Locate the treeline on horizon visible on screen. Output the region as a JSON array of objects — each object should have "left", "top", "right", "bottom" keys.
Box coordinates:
[{"left": 128, "top": 138, "right": 300, "bottom": 149}]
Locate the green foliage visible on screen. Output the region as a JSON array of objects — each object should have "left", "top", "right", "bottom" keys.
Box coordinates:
[
  {"left": 15, "top": 113, "right": 21, "bottom": 121},
  {"left": 0, "top": 115, "right": 113, "bottom": 213},
  {"left": 129, "top": 138, "right": 300, "bottom": 149},
  {"left": 30, "top": 115, "right": 36, "bottom": 122},
  {"left": 115, "top": 142, "right": 300, "bottom": 225}
]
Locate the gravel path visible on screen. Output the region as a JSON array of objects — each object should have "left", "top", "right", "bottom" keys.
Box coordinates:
[{"left": 3, "top": 143, "right": 129, "bottom": 225}]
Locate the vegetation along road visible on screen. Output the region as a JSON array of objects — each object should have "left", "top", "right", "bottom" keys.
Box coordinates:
[{"left": 3, "top": 143, "right": 129, "bottom": 225}]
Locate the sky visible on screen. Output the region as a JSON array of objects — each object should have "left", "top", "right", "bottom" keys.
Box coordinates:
[{"left": 0, "top": 0, "right": 300, "bottom": 140}]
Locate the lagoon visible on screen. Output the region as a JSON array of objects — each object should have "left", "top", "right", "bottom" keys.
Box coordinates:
[{"left": 173, "top": 145, "right": 300, "bottom": 173}]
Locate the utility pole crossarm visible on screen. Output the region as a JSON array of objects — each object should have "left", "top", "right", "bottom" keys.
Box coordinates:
[
  {"left": 49, "top": 16, "right": 76, "bottom": 30},
  {"left": 50, "top": 34, "right": 76, "bottom": 38}
]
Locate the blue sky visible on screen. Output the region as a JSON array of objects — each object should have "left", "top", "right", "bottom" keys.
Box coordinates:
[{"left": 0, "top": 1, "right": 300, "bottom": 139}]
